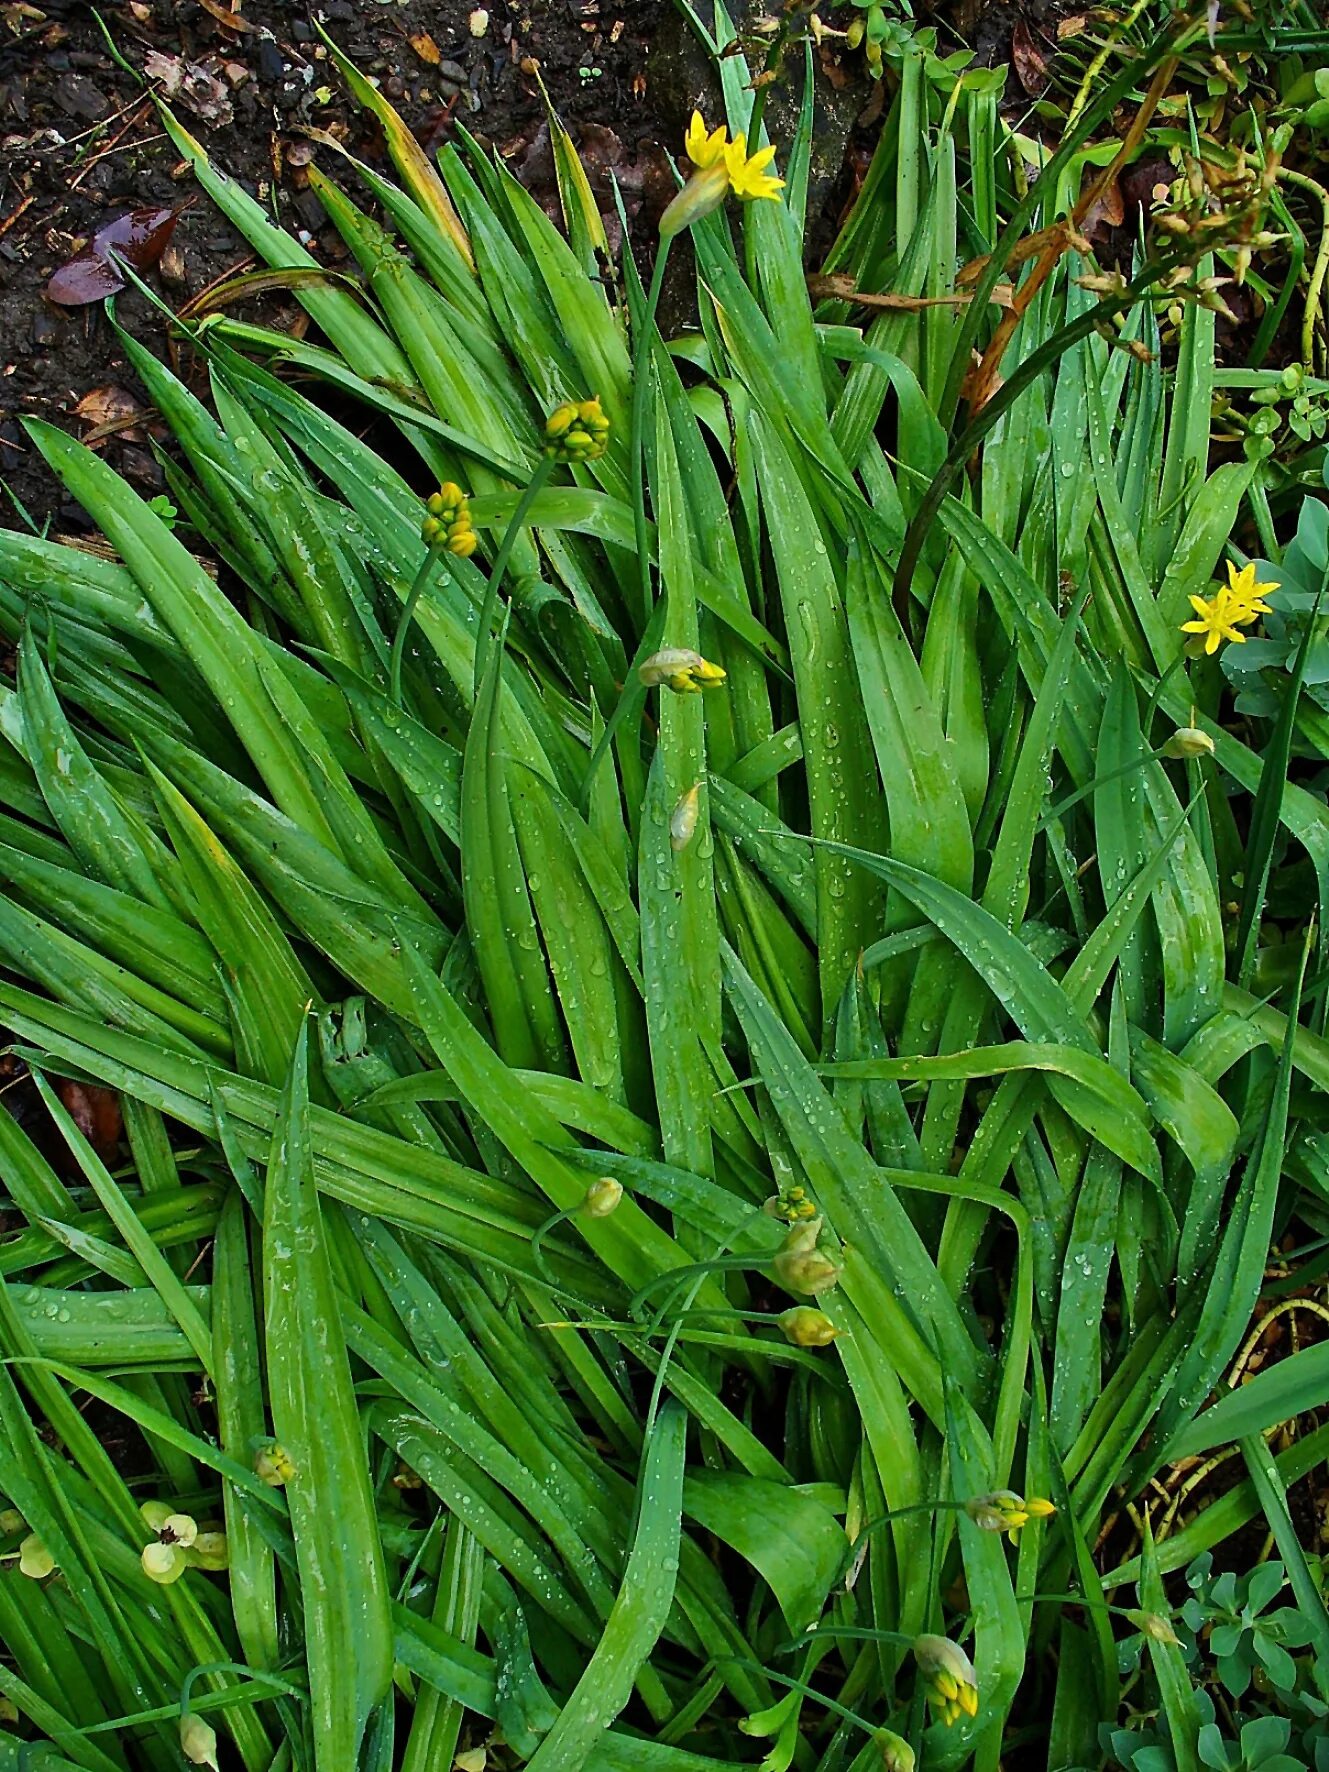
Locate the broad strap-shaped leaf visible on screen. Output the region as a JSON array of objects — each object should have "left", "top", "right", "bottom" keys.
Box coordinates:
[{"left": 263, "top": 1021, "right": 393, "bottom": 1767}]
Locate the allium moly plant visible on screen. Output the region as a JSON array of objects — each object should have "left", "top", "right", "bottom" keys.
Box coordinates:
[{"left": 0, "top": 3, "right": 1326, "bottom": 1770}]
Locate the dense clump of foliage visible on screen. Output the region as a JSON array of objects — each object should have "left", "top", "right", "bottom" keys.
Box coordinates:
[{"left": 4, "top": 5, "right": 1329, "bottom": 1769}]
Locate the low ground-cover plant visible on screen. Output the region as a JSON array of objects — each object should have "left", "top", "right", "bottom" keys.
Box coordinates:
[{"left": 0, "top": 4, "right": 1327, "bottom": 1770}]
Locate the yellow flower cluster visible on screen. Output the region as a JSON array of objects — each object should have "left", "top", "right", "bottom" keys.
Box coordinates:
[
  {"left": 255, "top": 1441, "right": 297, "bottom": 1486},
  {"left": 1180, "top": 560, "right": 1277, "bottom": 655},
  {"left": 913, "top": 1634, "right": 979, "bottom": 1727},
  {"left": 964, "top": 1488, "right": 1056, "bottom": 1544},
  {"left": 422, "top": 481, "right": 477, "bottom": 557},
  {"left": 684, "top": 111, "right": 785, "bottom": 201},
  {"left": 660, "top": 113, "right": 785, "bottom": 236},
  {"left": 544, "top": 396, "right": 611, "bottom": 464},
  {"left": 638, "top": 648, "right": 727, "bottom": 694}
]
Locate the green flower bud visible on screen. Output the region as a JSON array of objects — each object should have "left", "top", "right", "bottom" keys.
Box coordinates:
[
  {"left": 0, "top": 1507, "right": 24, "bottom": 1535},
  {"left": 875, "top": 1730, "right": 916, "bottom": 1772},
  {"left": 582, "top": 1176, "right": 623, "bottom": 1218},
  {"left": 180, "top": 1713, "right": 220, "bottom": 1770},
  {"left": 187, "top": 1530, "right": 230, "bottom": 1571},
  {"left": 772, "top": 1216, "right": 843, "bottom": 1297},
  {"left": 1163, "top": 726, "right": 1215, "bottom": 759},
  {"left": 1126, "top": 1608, "right": 1181, "bottom": 1645},
  {"left": 778, "top": 1307, "right": 841, "bottom": 1347},
  {"left": 18, "top": 1533, "right": 54, "bottom": 1580},
  {"left": 670, "top": 783, "right": 702, "bottom": 852},
  {"left": 659, "top": 160, "right": 733, "bottom": 238}
]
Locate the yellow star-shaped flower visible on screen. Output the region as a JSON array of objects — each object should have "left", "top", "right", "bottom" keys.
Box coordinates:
[
  {"left": 723, "top": 134, "right": 785, "bottom": 202},
  {"left": 1181, "top": 590, "right": 1247, "bottom": 655},
  {"left": 1224, "top": 559, "right": 1277, "bottom": 625},
  {"left": 685, "top": 110, "right": 729, "bottom": 170}
]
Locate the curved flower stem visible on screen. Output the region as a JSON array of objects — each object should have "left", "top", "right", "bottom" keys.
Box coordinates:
[
  {"left": 389, "top": 540, "right": 447, "bottom": 707},
  {"left": 1278, "top": 166, "right": 1329, "bottom": 374},
  {"left": 630, "top": 242, "right": 672, "bottom": 625},
  {"left": 472, "top": 455, "right": 555, "bottom": 696}
]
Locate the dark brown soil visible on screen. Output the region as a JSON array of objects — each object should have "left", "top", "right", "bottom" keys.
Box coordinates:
[{"left": 0, "top": 0, "right": 670, "bottom": 528}]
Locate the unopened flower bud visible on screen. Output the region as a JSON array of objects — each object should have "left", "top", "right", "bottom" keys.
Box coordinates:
[
  {"left": 772, "top": 1216, "right": 842, "bottom": 1297},
  {"left": 179, "top": 1713, "right": 220, "bottom": 1770},
  {"left": 422, "top": 482, "right": 477, "bottom": 556},
  {"left": 670, "top": 783, "right": 702, "bottom": 852},
  {"left": 1126, "top": 1608, "right": 1181, "bottom": 1645},
  {"left": 0, "top": 1508, "right": 23, "bottom": 1535},
  {"left": 1163, "top": 726, "right": 1215, "bottom": 759},
  {"left": 545, "top": 396, "right": 610, "bottom": 462},
  {"left": 255, "top": 1443, "right": 297, "bottom": 1487},
  {"left": 18, "top": 1533, "right": 54, "bottom": 1579},
  {"left": 660, "top": 160, "right": 733, "bottom": 238},
  {"left": 638, "top": 648, "right": 727, "bottom": 693},
  {"left": 778, "top": 1306, "right": 841, "bottom": 1347},
  {"left": 875, "top": 1731, "right": 916, "bottom": 1772},
  {"left": 188, "top": 1530, "right": 230, "bottom": 1571},
  {"left": 582, "top": 1176, "right": 623, "bottom": 1218},
  {"left": 914, "top": 1635, "right": 979, "bottom": 1726},
  {"left": 965, "top": 1490, "right": 1054, "bottom": 1542}
]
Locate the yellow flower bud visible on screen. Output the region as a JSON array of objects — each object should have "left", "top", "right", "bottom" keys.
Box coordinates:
[
  {"left": 582, "top": 1176, "right": 623, "bottom": 1218},
  {"left": 0, "top": 1508, "right": 24, "bottom": 1535},
  {"left": 179, "top": 1713, "right": 220, "bottom": 1770},
  {"left": 141, "top": 1540, "right": 187, "bottom": 1584},
  {"left": 545, "top": 396, "right": 609, "bottom": 462},
  {"left": 772, "top": 1216, "right": 843, "bottom": 1297},
  {"left": 544, "top": 402, "right": 578, "bottom": 440},
  {"left": 423, "top": 484, "right": 477, "bottom": 555},
  {"left": 0, "top": 1695, "right": 17, "bottom": 1724},
  {"left": 778, "top": 1306, "right": 841, "bottom": 1347},
  {"left": 638, "top": 648, "right": 727, "bottom": 693},
  {"left": 18, "top": 1533, "right": 54, "bottom": 1580},
  {"left": 255, "top": 1443, "right": 297, "bottom": 1487}
]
